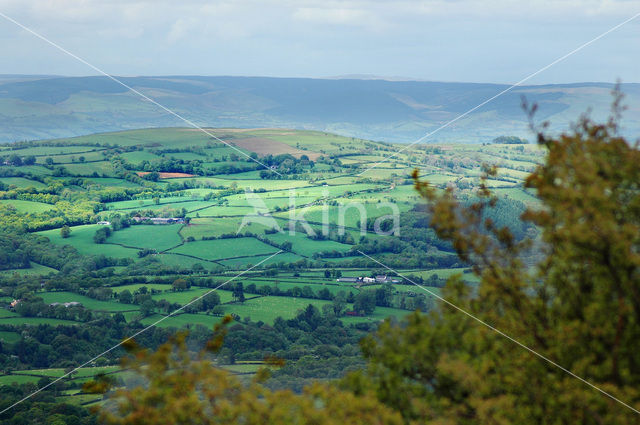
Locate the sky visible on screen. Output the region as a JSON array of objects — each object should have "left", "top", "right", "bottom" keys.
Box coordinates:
[{"left": 0, "top": 0, "right": 638, "bottom": 84}]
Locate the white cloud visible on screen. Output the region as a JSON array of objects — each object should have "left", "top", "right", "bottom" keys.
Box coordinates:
[{"left": 0, "top": 0, "right": 636, "bottom": 81}]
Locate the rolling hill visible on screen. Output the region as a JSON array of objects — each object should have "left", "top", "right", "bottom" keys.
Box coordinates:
[{"left": 0, "top": 75, "right": 638, "bottom": 144}]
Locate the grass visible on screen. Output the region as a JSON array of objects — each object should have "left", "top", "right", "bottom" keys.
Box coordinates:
[
  {"left": 274, "top": 202, "right": 411, "bottom": 230},
  {"left": 6, "top": 145, "right": 100, "bottom": 156},
  {"left": 0, "top": 374, "right": 41, "bottom": 385},
  {"left": 220, "top": 295, "right": 333, "bottom": 323},
  {"left": 240, "top": 278, "right": 356, "bottom": 297},
  {"left": 168, "top": 238, "right": 278, "bottom": 262},
  {"left": 0, "top": 309, "right": 18, "bottom": 318},
  {"left": 181, "top": 217, "right": 272, "bottom": 239},
  {"left": 0, "top": 331, "right": 20, "bottom": 343},
  {"left": 262, "top": 232, "right": 352, "bottom": 257},
  {"left": 0, "top": 317, "right": 79, "bottom": 326},
  {"left": 85, "top": 177, "right": 143, "bottom": 188},
  {"left": 110, "top": 283, "right": 174, "bottom": 293},
  {"left": 0, "top": 366, "right": 122, "bottom": 387},
  {"left": 38, "top": 224, "right": 141, "bottom": 259},
  {"left": 63, "top": 161, "right": 116, "bottom": 177},
  {"left": 218, "top": 252, "right": 304, "bottom": 268},
  {"left": 0, "top": 262, "right": 58, "bottom": 276},
  {"left": 107, "top": 225, "right": 183, "bottom": 251},
  {"left": 220, "top": 363, "right": 264, "bottom": 374},
  {"left": 38, "top": 291, "right": 138, "bottom": 312},
  {"left": 0, "top": 177, "right": 47, "bottom": 189},
  {"left": 0, "top": 199, "right": 55, "bottom": 213},
  {"left": 340, "top": 306, "right": 410, "bottom": 325},
  {"left": 187, "top": 205, "right": 258, "bottom": 218},
  {"left": 154, "top": 253, "right": 220, "bottom": 271},
  {"left": 151, "top": 287, "right": 234, "bottom": 304},
  {"left": 141, "top": 312, "right": 222, "bottom": 329}
]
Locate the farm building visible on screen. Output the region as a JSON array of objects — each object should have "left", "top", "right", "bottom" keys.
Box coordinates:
[{"left": 336, "top": 277, "right": 359, "bottom": 283}]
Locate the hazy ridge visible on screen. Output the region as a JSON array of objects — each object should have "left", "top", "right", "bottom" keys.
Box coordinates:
[{"left": 0, "top": 75, "right": 638, "bottom": 143}]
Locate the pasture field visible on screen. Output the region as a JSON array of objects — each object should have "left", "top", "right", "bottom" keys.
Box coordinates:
[
  {"left": 0, "top": 331, "right": 21, "bottom": 343},
  {"left": 173, "top": 177, "right": 312, "bottom": 191},
  {"left": 141, "top": 312, "right": 222, "bottom": 329},
  {"left": 104, "top": 195, "right": 196, "bottom": 210},
  {"left": 240, "top": 278, "right": 356, "bottom": 297},
  {"left": 39, "top": 224, "right": 141, "bottom": 259},
  {"left": 180, "top": 217, "right": 271, "bottom": 239},
  {"left": 151, "top": 287, "right": 234, "bottom": 304},
  {"left": 110, "top": 283, "right": 174, "bottom": 293},
  {"left": 0, "top": 127, "right": 544, "bottom": 343},
  {"left": 243, "top": 129, "right": 368, "bottom": 154},
  {"left": 1, "top": 177, "right": 47, "bottom": 188},
  {"left": 189, "top": 205, "right": 258, "bottom": 217},
  {"left": 0, "top": 374, "right": 41, "bottom": 385},
  {"left": 169, "top": 237, "right": 278, "bottom": 262},
  {"left": 38, "top": 291, "right": 138, "bottom": 312},
  {"left": 0, "top": 309, "right": 18, "bottom": 318},
  {"left": 84, "top": 177, "right": 143, "bottom": 188},
  {"left": 0, "top": 262, "right": 58, "bottom": 276},
  {"left": 275, "top": 202, "right": 412, "bottom": 230},
  {"left": 218, "top": 252, "right": 305, "bottom": 268},
  {"left": 492, "top": 187, "right": 540, "bottom": 205},
  {"left": 0, "top": 317, "right": 80, "bottom": 326},
  {"left": 154, "top": 253, "right": 220, "bottom": 270},
  {"left": 220, "top": 363, "right": 264, "bottom": 374},
  {"left": 0, "top": 366, "right": 122, "bottom": 387},
  {"left": 263, "top": 232, "right": 352, "bottom": 257},
  {"left": 219, "top": 295, "right": 333, "bottom": 323},
  {"left": 5, "top": 145, "right": 100, "bottom": 156},
  {"left": 0, "top": 199, "right": 55, "bottom": 213},
  {"left": 107, "top": 225, "right": 183, "bottom": 251},
  {"left": 340, "top": 306, "right": 411, "bottom": 325},
  {"left": 15, "top": 366, "right": 119, "bottom": 378},
  {"left": 35, "top": 150, "right": 106, "bottom": 164},
  {"left": 63, "top": 161, "right": 116, "bottom": 176}
]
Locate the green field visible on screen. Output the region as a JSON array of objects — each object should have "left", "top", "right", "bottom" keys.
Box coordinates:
[
  {"left": 0, "top": 127, "right": 543, "bottom": 342},
  {"left": 0, "top": 317, "right": 80, "bottom": 326},
  {"left": 168, "top": 238, "right": 278, "bottom": 262},
  {"left": 218, "top": 252, "right": 304, "bottom": 268},
  {"left": 38, "top": 224, "right": 141, "bottom": 259},
  {"left": 220, "top": 295, "right": 333, "bottom": 323},
  {"left": 0, "top": 199, "right": 55, "bottom": 213},
  {"left": 0, "top": 177, "right": 47, "bottom": 188},
  {"left": 107, "top": 225, "right": 183, "bottom": 251},
  {"left": 263, "top": 232, "right": 352, "bottom": 257},
  {"left": 0, "top": 262, "right": 58, "bottom": 276},
  {"left": 151, "top": 287, "right": 234, "bottom": 304},
  {"left": 38, "top": 291, "right": 137, "bottom": 312},
  {"left": 0, "top": 331, "right": 21, "bottom": 343}
]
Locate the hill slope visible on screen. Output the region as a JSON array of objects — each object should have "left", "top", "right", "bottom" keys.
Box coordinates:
[{"left": 0, "top": 75, "right": 638, "bottom": 143}]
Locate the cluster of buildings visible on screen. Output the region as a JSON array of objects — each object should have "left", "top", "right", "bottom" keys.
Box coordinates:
[{"left": 336, "top": 275, "right": 401, "bottom": 284}]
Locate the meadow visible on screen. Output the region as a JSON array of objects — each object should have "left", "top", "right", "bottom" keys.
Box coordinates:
[{"left": 0, "top": 127, "right": 541, "bottom": 342}]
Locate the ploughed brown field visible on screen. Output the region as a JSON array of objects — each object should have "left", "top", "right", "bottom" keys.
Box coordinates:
[{"left": 230, "top": 137, "right": 322, "bottom": 160}]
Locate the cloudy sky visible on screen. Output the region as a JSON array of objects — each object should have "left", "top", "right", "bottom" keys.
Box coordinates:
[{"left": 0, "top": 0, "right": 638, "bottom": 83}]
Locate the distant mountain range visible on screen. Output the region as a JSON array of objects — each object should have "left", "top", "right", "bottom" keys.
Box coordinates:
[{"left": 0, "top": 75, "right": 638, "bottom": 143}]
